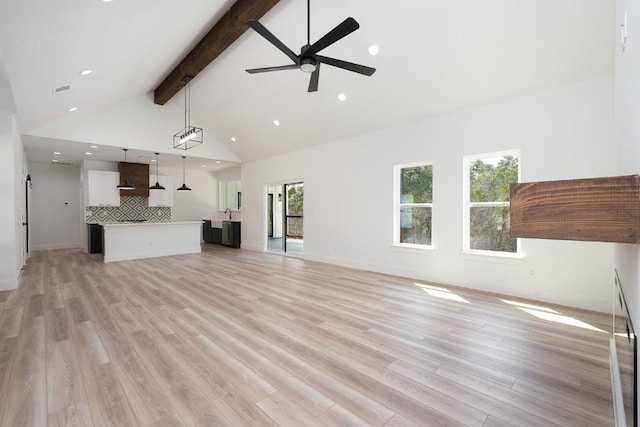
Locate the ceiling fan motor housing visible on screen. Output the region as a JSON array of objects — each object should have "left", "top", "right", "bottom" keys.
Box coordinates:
[{"left": 300, "top": 58, "right": 317, "bottom": 73}]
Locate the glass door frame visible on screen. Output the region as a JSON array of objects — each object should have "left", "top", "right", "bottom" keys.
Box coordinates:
[{"left": 264, "top": 179, "right": 304, "bottom": 257}]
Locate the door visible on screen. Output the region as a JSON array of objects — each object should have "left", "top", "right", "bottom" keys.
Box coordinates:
[
  {"left": 267, "top": 194, "right": 274, "bottom": 238},
  {"left": 266, "top": 185, "right": 283, "bottom": 252},
  {"left": 23, "top": 175, "right": 31, "bottom": 265},
  {"left": 266, "top": 182, "right": 303, "bottom": 255},
  {"left": 283, "top": 182, "right": 303, "bottom": 255}
]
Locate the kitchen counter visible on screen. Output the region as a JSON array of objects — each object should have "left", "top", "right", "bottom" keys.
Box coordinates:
[{"left": 102, "top": 221, "right": 203, "bottom": 262}]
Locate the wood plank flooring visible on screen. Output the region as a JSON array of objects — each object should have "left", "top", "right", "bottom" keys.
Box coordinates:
[{"left": 0, "top": 246, "right": 614, "bottom": 426}]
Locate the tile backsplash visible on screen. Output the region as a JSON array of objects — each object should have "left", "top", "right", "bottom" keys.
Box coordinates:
[{"left": 85, "top": 196, "right": 171, "bottom": 223}]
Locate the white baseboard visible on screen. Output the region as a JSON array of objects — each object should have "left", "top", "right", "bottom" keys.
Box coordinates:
[
  {"left": 104, "top": 246, "right": 201, "bottom": 263},
  {"left": 0, "top": 276, "right": 18, "bottom": 291},
  {"left": 32, "top": 243, "right": 80, "bottom": 251}
]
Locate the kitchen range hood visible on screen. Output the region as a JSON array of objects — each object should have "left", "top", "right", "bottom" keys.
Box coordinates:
[{"left": 118, "top": 162, "right": 150, "bottom": 197}]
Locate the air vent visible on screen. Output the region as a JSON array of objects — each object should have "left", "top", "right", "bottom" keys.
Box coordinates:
[
  {"left": 51, "top": 160, "right": 73, "bottom": 165},
  {"left": 52, "top": 85, "right": 70, "bottom": 95}
]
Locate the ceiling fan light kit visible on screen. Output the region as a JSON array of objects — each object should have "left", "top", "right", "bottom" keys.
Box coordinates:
[
  {"left": 173, "top": 76, "right": 203, "bottom": 150},
  {"left": 246, "top": 0, "right": 376, "bottom": 93}
]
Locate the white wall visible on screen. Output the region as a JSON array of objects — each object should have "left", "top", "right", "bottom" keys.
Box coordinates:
[
  {"left": 242, "top": 76, "right": 615, "bottom": 312},
  {"left": 159, "top": 165, "right": 219, "bottom": 222},
  {"left": 0, "top": 111, "right": 22, "bottom": 290},
  {"left": 28, "top": 161, "right": 81, "bottom": 251},
  {"left": 615, "top": 0, "right": 640, "bottom": 319},
  {"left": 614, "top": 0, "right": 640, "bottom": 418},
  {"left": 214, "top": 166, "right": 242, "bottom": 222}
]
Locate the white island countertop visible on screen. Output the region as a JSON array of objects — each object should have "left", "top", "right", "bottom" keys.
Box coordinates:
[
  {"left": 102, "top": 221, "right": 203, "bottom": 227},
  {"left": 102, "top": 221, "right": 203, "bottom": 262}
]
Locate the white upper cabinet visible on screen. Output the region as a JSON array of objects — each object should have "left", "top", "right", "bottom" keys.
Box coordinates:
[
  {"left": 148, "top": 175, "right": 174, "bottom": 207},
  {"left": 87, "top": 170, "right": 121, "bottom": 207},
  {"left": 224, "top": 180, "right": 242, "bottom": 210}
]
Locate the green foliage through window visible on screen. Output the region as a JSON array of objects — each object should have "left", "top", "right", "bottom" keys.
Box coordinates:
[
  {"left": 470, "top": 155, "right": 518, "bottom": 202},
  {"left": 468, "top": 154, "right": 519, "bottom": 253},
  {"left": 398, "top": 164, "right": 433, "bottom": 246},
  {"left": 287, "top": 184, "right": 304, "bottom": 215}
]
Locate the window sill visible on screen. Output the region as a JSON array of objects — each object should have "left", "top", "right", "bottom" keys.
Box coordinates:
[
  {"left": 460, "top": 250, "right": 524, "bottom": 265},
  {"left": 391, "top": 244, "right": 435, "bottom": 255}
]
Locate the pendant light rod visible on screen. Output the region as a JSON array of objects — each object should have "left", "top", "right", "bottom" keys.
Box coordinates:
[
  {"left": 117, "top": 148, "right": 135, "bottom": 190},
  {"left": 173, "top": 75, "right": 202, "bottom": 150},
  {"left": 307, "top": 0, "right": 311, "bottom": 46},
  {"left": 149, "top": 152, "right": 165, "bottom": 190},
  {"left": 177, "top": 155, "right": 191, "bottom": 192},
  {"left": 184, "top": 76, "right": 192, "bottom": 130}
]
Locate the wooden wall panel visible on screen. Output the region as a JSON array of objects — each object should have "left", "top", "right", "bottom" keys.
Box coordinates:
[
  {"left": 510, "top": 175, "right": 640, "bottom": 243},
  {"left": 118, "top": 163, "right": 149, "bottom": 197}
]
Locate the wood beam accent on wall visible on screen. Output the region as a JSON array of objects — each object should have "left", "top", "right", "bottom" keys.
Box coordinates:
[
  {"left": 154, "top": 0, "right": 281, "bottom": 105},
  {"left": 119, "top": 162, "right": 150, "bottom": 197},
  {"left": 510, "top": 175, "right": 640, "bottom": 244}
]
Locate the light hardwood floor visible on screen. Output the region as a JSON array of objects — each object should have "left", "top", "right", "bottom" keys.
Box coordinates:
[{"left": 0, "top": 246, "right": 614, "bottom": 426}]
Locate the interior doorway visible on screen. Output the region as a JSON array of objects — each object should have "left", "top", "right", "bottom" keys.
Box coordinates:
[
  {"left": 22, "top": 174, "right": 31, "bottom": 267},
  {"left": 266, "top": 181, "right": 304, "bottom": 255}
]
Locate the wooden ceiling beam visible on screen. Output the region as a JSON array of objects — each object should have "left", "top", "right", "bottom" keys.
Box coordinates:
[
  {"left": 154, "top": 0, "right": 281, "bottom": 105},
  {"left": 510, "top": 175, "right": 640, "bottom": 243}
]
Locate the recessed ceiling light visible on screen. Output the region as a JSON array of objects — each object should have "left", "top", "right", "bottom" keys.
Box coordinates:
[
  {"left": 368, "top": 44, "right": 379, "bottom": 56},
  {"left": 52, "top": 159, "right": 59, "bottom": 163},
  {"left": 230, "top": 137, "right": 237, "bottom": 142},
  {"left": 85, "top": 152, "right": 93, "bottom": 155},
  {"left": 338, "top": 93, "right": 346, "bottom": 102},
  {"left": 151, "top": 159, "right": 156, "bottom": 162},
  {"left": 273, "top": 120, "right": 280, "bottom": 126},
  {"left": 69, "top": 107, "right": 78, "bottom": 112},
  {"left": 216, "top": 161, "right": 222, "bottom": 164},
  {"left": 201, "top": 165, "right": 207, "bottom": 168},
  {"left": 53, "top": 151, "right": 61, "bottom": 155},
  {"left": 100, "top": 0, "right": 113, "bottom": 2},
  {"left": 90, "top": 145, "right": 98, "bottom": 149},
  {"left": 79, "top": 69, "right": 93, "bottom": 76}
]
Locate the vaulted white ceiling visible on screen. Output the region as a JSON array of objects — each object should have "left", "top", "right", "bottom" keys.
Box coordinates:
[{"left": 0, "top": 0, "right": 614, "bottom": 170}]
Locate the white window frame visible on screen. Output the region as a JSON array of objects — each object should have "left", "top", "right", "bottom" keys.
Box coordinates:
[
  {"left": 393, "top": 161, "right": 434, "bottom": 250},
  {"left": 463, "top": 150, "right": 521, "bottom": 258}
]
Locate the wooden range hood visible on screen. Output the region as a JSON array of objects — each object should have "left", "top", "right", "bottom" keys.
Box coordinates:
[
  {"left": 118, "top": 162, "right": 150, "bottom": 197},
  {"left": 510, "top": 175, "right": 640, "bottom": 244}
]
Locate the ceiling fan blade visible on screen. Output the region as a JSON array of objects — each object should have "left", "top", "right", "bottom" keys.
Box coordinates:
[
  {"left": 247, "top": 20, "right": 299, "bottom": 64},
  {"left": 246, "top": 64, "right": 300, "bottom": 74},
  {"left": 304, "top": 17, "right": 360, "bottom": 57},
  {"left": 308, "top": 63, "right": 320, "bottom": 92},
  {"left": 316, "top": 55, "right": 376, "bottom": 76}
]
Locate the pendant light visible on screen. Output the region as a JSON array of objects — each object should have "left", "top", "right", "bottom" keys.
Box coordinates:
[
  {"left": 177, "top": 156, "right": 191, "bottom": 191},
  {"left": 117, "top": 148, "right": 135, "bottom": 190},
  {"left": 173, "top": 76, "right": 203, "bottom": 150},
  {"left": 149, "top": 152, "right": 165, "bottom": 190}
]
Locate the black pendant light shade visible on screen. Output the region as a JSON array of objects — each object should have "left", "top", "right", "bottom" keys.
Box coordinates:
[
  {"left": 149, "top": 152, "right": 165, "bottom": 190},
  {"left": 117, "top": 148, "right": 135, "bottom": 190},
  {"left": 177, "top": 156, "right": 191, "bottom": 192}
]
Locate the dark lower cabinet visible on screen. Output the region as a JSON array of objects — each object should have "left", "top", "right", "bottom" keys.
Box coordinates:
[
  {"left": 202, "top": 220, "right": 228, "bottom": 246},
  {"left": 222, "top": 221, "right": 241, "bottom": 248},
  {"left": 88, "top": 224, "right": 103, "bottom": 254},
  {"left": 203, "top": 220, "right": 213, "bottom": 242}
]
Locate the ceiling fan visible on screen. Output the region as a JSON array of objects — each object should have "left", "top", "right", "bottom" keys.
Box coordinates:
[{"left": 245, "top": 0, "right": 376, "bottom": 92}]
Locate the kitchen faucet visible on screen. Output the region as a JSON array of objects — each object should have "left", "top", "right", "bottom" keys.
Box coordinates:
[{"left": 224, "top": 208, "right": 232, "bottom": 220}]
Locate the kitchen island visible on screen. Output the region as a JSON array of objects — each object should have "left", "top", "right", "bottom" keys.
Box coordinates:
[{"left": 102, "top": 221, "right": 202, "bottom": 263}]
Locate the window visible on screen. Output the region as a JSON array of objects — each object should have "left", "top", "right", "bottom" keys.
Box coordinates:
[
  {"left": 394, "top": 162, "right": 433, "bottom": 247},
  {"left": 463, "top": 150, "right": 520, "bottom": 255}
]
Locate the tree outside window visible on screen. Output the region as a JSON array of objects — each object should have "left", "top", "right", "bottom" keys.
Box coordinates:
[
  {"left": 466, "top": 152, "right": 519, "bottom": 253},
  {"left": 286, "top": 184, "right": 303, "bottom": 238},
  {"left": 396, "top": 163, "right": 433, "bottom": 246}
]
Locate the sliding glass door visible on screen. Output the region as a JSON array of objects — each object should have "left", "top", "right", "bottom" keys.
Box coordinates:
[{"left": 266, "top": 181, "right": 303, "bottom": 255}]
